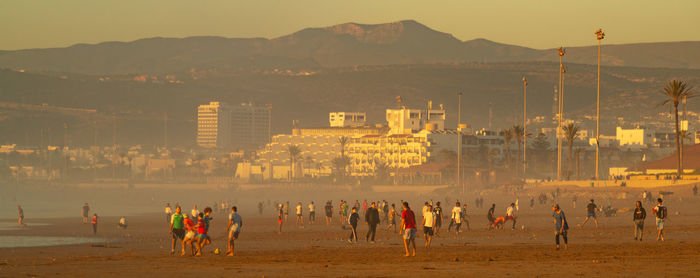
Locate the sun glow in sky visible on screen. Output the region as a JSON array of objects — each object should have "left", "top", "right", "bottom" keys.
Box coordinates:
[{"left": 1, "top": 0, "right": 698, "bottom": 50}]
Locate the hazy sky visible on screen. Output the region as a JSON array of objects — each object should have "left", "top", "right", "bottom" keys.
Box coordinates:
[{"left": 1, "top": 0, "right": 699, "bottom": 50}]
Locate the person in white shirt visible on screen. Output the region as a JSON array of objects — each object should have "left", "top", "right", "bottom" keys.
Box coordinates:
[
  {"left": 308, "top": 202, "right": 315, "bottom": 224},
  {"left": 191, "top": 205, "right": 199, "bottom": 221},
  {"left": 506, "top": 203, "right": 517, "bottom": 230},
  {"left": 296, "top": 202, "right": 304, "bottom": 225},
  {"left": 422, "top": 204, "right": 436, "bottom": 247},
  {"left": 448, "top": 202, "right": 462, "bottom": 234},
  {"left": 164, "top": 203, "right": 172, "bottom": 223},
  {"left": 118, "top": 216, "right": 128, "bottom": 229}
]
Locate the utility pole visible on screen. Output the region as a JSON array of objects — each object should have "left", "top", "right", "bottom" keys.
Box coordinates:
[
  {"left": 93, "top": 120, "right": 97, "bottom": 181},
  {"left": 64, "top": 123, "right": 69, "bottom": 181},
  {"left": 457, "top": 92, "right": 462, "bottom": 195},
  {"left": 557, "top": 47, "right": 566, "bottom": 181},
  {"left": 267, "top": 104, "right": 273, "bottom": 182},
  {"left": 595, "top": 28, "right": 605, "bottom": 181},
  {"left": 164, "top": 112, "right": 168, "bottom": 148},
  {"left": 112, "top": 114, "right": 117, "bottom": 180},
  {"left": 522, "top": 77, "right": 528, "bottom": 177}
]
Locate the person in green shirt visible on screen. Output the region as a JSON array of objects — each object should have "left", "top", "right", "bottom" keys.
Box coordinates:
[{"left": 169, "top": 206, "right": 185, "bottom": 255}]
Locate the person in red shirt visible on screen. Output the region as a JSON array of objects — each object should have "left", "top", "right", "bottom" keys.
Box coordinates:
[
  {"left": 182, "top": 214, "right": 197, "bottom": 256},
  {"left": 195, "top": 213, "right": 208, "bottom": 256},
  {"left": 91, "top": 213, "right": 99, "bottom": 235},
  {"left": 399, "top": 202, "right": 416, "bottom": 257}
]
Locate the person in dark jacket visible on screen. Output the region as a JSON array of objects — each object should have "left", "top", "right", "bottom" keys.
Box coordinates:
[
  {"left": 633, "top": 201, "right": 646, "bottom": 241},
  {"left": 348, "top": 207, "right": 360, "bottom": 243},
  {"left": 365, "top": 202, "right": 380, "bottom": 243}
]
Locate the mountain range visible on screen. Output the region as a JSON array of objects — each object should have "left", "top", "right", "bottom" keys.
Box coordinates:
[{"left": 1, "top": 20, "right": 699, "bottom": 75}]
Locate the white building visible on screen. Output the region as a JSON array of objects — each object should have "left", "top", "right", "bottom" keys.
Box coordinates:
[
  {"left": 329, "top": 112, "right": 366, "bottom": 127},
  {"left": 616, "top": 127, "right": 653, "bottom": 147},
  {"left": 197, "top": 102, "right": 231, "bottom": 148},
  {"left": 386, "top": 104, "right": 445, "bottom": 135}
]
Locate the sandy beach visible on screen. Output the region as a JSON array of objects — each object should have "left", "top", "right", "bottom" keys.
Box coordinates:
[{"left": 2, "top": 184, "right": 700, "bottom": 277}]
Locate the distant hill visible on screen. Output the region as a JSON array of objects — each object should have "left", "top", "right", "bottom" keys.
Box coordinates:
[{"left": 0, "top": 20, "right": 698, "bottom": 75}]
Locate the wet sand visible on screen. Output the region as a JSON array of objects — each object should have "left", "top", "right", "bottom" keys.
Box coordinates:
[{"left": 1, "top": 185, "right": 700, "bottom": 277}]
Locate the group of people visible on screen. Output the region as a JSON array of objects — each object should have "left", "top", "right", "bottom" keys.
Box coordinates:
[{"left": 167, "top": 204, "right": 243, "bottom": 256}]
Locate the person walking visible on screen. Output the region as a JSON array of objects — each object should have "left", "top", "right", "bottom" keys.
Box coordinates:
[
  {"left": 82, "top": 203, "right": 90, "bottom": 224},
  {"left": 91, "top": 213, "right": 99, "bottom": 235},
  {"left": 277, "top": 204, "right": 284, "bottom": 234},
  {"left": 652, "top": 198, "right": 667, "bottom": 242},
  {"left": 308, "top": 202, "right": 315, "bottom": 224},
  {"left": 169, "top": 205, "right": 185, "bottom": 255},
  {"left": 422, "top": 204, "right": 436, "bottom": 247},
  {"left": 633, "top": 201, "right": 646, "bottom": 241},
  {"left": 365, "top": 202, "right": 380, "bottom": 243},
  {"left": 433, "top": 202, "right": 443, "bottom": 236},
  {"left": 399, "top": 202, "right": 417, "bottom": 257},
  {"left": 448, "top": 202, "right": 462, "bottom": 234},
  {"left": 487, "top": 204, "right": 496, "bottom": 230},
  {"left": 506, "top": 203, "right": 517, "bottom": 230},
  {"left": 552, "top": 204, "right": 568, "bottom": 250},
  {"left": 386, "top": 204, "right": 398, "bottom": 232},
  {"left": 348, "top": 207, "right": 360, "bottom": 243},
  {"left": 579, "top": 199, "right": 599, "bottom": 231},
  {"left": 17, "top": 205, "right": 24, "bottom": 228},
  {"left": 164, "top": 203, "right": 172, "bottom": 223}
]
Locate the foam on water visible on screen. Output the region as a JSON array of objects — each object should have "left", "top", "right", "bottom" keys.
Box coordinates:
[
  {"left": 0, "top": 222, "right": 51, "bottom": 231},
  {"left": 0, "top": 235, "right": 109, "bottom": 248}
]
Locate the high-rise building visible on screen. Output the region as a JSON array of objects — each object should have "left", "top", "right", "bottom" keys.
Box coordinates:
[
  {"left": 197, "top": 102, "right": 231, "bottom": 148},
  {"left": 231, "top": 102, "right": 270, "bottom": 150}
]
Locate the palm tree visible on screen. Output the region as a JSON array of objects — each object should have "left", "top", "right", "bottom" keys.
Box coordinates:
[
  {"left": 332, "top": 156, "right": 351, "bottom": 182},
  {"left": 660, "top": 80, "right": 694, "bottom": 178},
  {"left": 287, "top": 145, "right": 302, "bottom": 180},
  {"left": 502, "top": 129, "right": 513, "bottom": 169},
  {"left": 337, "top": 136, "right": 349, "bottom": 158},
  {"left": 563, "top": 123, "right": 580, "bottom": 178},
  {"left": 512, "top": 125, "right": 525, "bottom": 175}
]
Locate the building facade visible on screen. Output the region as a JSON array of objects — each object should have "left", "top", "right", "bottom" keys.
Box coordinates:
[
  {"left": 197, "top": 102, "right": 231, "bottom": 148},
  {"left": 231, "top": 102, "right": 270, "bottom": 151}
]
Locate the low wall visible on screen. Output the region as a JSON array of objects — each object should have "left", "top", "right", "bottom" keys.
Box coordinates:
[
  {"left": 372, "top": 185, "right": 448, "bottom": 193},
  {"left": 533, "top": 179, "right": 700, "bottom": 189}
]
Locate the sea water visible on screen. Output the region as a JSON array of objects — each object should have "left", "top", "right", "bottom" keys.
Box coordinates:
[{"left": 0, "top": 235, "right": 108, "bottom": 248}]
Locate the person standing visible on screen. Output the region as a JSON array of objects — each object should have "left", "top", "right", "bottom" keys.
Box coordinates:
[
  {"left": 164, "top": 203, "right": 172, "bottom": 223},
  {"left": 348, "top": 207, "right": 360, "bottom": 243},
  {"left": 118, "top": 216, "right": 128, "bottom": 229},
  {"left": 399, "top": 202, "right": 416, "bottom": 257},
  {"left": 633, "top": 201, "right": 646, "bottom": 241},
  {"left": 169, "top": 206, "right": 185, "bottom": 255},
  {"left": 82, "top": 203, "right": 90, "bottom": 224},
  {"left": 324, "top": 201, "right": 333, "bottom": 225},
  {"left": 693, "top": 185, "right": 698, "bottom": 196},
  {"left": 365, "top": 202, "right": 380, "bottom": 243},
  {"left": 487, "top": 204, "right": 496, "bottom": 229},
  {"left": 91, "top": 213, "right": 99, "bottom": 235},
  {"left": 191, "top": 205, "right": 200, "bottom": 221},
  {"left": 461, "top": 204, "right": 471, "bottom": 231},
  {"left": 506, "top": 203, "right": 516, "bottom": 230},
  {"left": 295, "top": 202, "right": 304, "bottom": 226},
  {"left": 308, "top": 202, "right": 315, "bottom": 224},
  {"left": 433, "top": 202, "right": 443, "bottom": 236},
  {"left": 283, "top": 201, "right": 289, "bottom": 222},
  {"left": 579, "top": 199, "right": 599, "bottom": 231},
  {"left": 652, "top": 198, "right": 667, "bottom": 242},
  {"left": 552, "top": 204, "right": 568, "bottom": 250},
  {"left": 386, "top": 204, "right": 398, "bottom": 232},
  {"left": 226, "top": 206, "right": 243, "bottom": 256},
  {"left": 258, "top": 202, "right": 264, "bottom": 215},
  {"left": 17, "top": 205, "right": 24, "bottom": 228},
  {"left": 340, "top": 201, "right": 348, "bottom": 225},
  {"left": 277, "top": 204, "right": 284, "bottom": 234},
  {"left": 422, "top": 204, "right": 436, "bottom": 247},
  {"left": 448, "top": 202, "right": 462, "bottom": 233}
]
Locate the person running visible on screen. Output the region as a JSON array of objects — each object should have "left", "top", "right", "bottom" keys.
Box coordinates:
[
  {"left": 17, "top": 205, "right": 24, "bottom": 228},
  {"left": 82, "top": 203, "right": 90, "bottom": 224},
  {"left": 399, "top": 202, "right": 417, "bottom": 257},
  {"left": 348, "top": 207, "right": 360, "bottom": 243},
  {"left": 182, "top": 213, "right": 197, "bottom": 256},
  {"left": 387, "top": 204, "right": 398, "bottom": 232},
  {"left": 448, "top": 202, "right": 462, "bottom": 233},
  {"left": 195, "top": 213, "right": 209, "bottom": 256},
  {"left": 487, "top": 204, "right": 496, "bottom": 230},
  {"left": 226, "top": 206, "right": 243, "bottom": 256},
  {"left": 295, "top": 202, "right": 304, "bottom": 226},
  {"left": 202, "top": 207, "right": 213, "bottom": 245},
  {"left": 506, "top": 203, "right": 517, "bottom": 230},
  {"left": 633, "top": 201, "right": 646, "bottom": 241},
  {"left": 277, "top": 204, "right": 284, "bottom": 234},
  {"left": 169, "top": 206, "right": 185, "bottom": 255},
  {"left": 324, "top": 201, "right": 333, "bottom": 225},
  {"left": 652, "top": 198, "right": 667, "bottom": 242},
  {"left": 552, "top": 204, "right": 568, "bottom": 250},
  {"left": 422, "top": 204, "right": 436, "bottom": 247},
  {"left": 365, "top": 202, "right": 380, "bottom": 243},
  {"left": 433, "top": 202, "right": 443, "bottom": 235},
  {"left": 579, "top": 199, "right": 599, "bottom": 231},
  {"left": 308, "top": 201, "right": 315, "bottom": 224},
  {"left": 164, "top": 203, "right": 172, "bottom": 223},
  {"left": 91, "top": 213, "right": 99, "bottom": 235}
]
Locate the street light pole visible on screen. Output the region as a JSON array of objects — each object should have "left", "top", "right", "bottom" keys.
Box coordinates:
[
  {"left": 595, "top": 28, "right": 605, "bottom": 181},
  {"left": 457, "top": 92, "right": 462, "bottom": 195},
  {"left": 522, "top": 77, "right": 527, "bottom": 177},
  {"left": 557, "top": 47, "right": 566, "bottom": 181}
]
